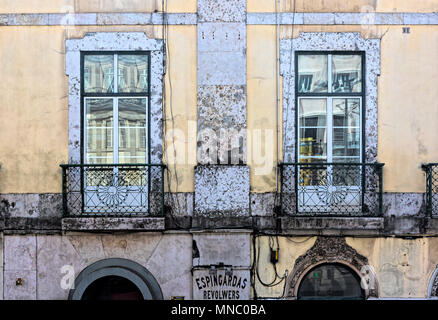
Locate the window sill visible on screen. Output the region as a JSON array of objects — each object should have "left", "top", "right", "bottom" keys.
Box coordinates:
[
  {"left": 61, "top": 217, "right": 165, "bottom": 231},
  {"left": 280, "top": 216, "right": 384, "bottom": 232}
]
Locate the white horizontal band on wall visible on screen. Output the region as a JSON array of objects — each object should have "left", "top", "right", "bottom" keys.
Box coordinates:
[{"left": 0, "top": 12, "right": 437, "bottom": 26}]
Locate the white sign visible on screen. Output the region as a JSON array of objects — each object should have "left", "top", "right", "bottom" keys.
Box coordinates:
[{"left": 193, "top": 269, "right": 250, "bottom": 300}]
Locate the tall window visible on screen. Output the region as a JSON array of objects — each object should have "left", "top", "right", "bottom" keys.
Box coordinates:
[
  {"left": 296, "top": 52, "right": 363, "bottom": 165},
  {"left": 82, "top": 52, "right": 150, "bottom": 165},
  {"left": 295, "top": 52, "right": 365, "bottom": 211}
]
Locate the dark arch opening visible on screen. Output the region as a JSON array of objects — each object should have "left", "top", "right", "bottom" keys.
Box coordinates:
[
  {"left": 81, "top": 275, "right": 143, "bottom": 300},
  {"left": 69, "top": 258, "right": 163, "bottom": 300},
  {"left": 297, "top": 263, "right": 365, "bottom": 300}
]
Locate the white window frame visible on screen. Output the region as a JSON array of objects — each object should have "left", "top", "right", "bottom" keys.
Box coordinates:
[
  {"left": 83, "top": 53, "right": 149, "bottom": 165},
  {"left": 296, "top": 53, "right": 364, "bottom": 213}
]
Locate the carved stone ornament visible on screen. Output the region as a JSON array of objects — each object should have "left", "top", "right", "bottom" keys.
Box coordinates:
[
  {"left": 286, "top": 236, "right": 379, "bottom": 298},
  {"left": 429, "top": 267, "right": 438, "bottom": 297}
]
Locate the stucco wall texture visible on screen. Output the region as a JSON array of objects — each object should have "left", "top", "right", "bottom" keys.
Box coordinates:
[
  {"left": 255, "top": 236, "right": 438, "bottom": 299},
  {"left": 1, "top": 26, "right": 438, "bottom": 193},
  {"left": 3, "top": 233, "right": 192, "bottom": 300},
  {"left": 247, "top": 0, "right": 438, "bottom": 13},
  {"left": 0, "top": 24, "right": 197, "bottom": 193},
  {"left": 0, "top": 8, "right": 437, "bottom": 194},
  {"left": 0, "top": 0, "right": 438, "bottom": 301}
]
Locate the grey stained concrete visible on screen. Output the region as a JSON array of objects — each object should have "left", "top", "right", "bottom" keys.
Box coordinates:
[
  {"left": 194, "top": 166, "right": 250, "bottom": 216},
  {"left": 3, "top": 233, "right": 192, "bottom": 300}
]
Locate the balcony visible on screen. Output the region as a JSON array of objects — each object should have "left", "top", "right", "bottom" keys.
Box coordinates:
[
  {"left": 60, "top": 164, "right": 166, "bottom": 218},
  {"left": 279, "top": 162, "right": 384, "bottom": 217},
  {"left": 422, "top": 163, "right": 438, "bottom": 217}
]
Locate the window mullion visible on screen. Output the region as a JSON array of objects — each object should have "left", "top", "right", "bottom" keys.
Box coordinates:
[
  {"left": 327, "top": 97, "right": 333, "bottom": 163},
  {"left": 84, "top": 97, "right": 88, "bottom": 164},
  {"left": 114, "top": 54, "right": 118, "bottom": 94},
  {"left": 297, "top": 97, "right": 300, "bottom": 162},
  {"left": 360, "top": 97, "right": 363, "bottom": 164},
  {"left": 114, "top": 98, "right": 119, "bottom": 164},
  {"left": 113, "top": 55, "right": 118, "bottom": 165},
  {"left": 328, "top": 54, "right": 332, "bottom": 94}
]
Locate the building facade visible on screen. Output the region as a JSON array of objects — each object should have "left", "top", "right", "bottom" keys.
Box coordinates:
[{"left": 0, "top": 0, "right": 437, "bottom": 300}]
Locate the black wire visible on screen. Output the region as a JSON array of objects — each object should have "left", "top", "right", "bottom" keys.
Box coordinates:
[
  {"left": 255, "top": 235, "right": 285, "bottom": 287},
  {"left": 251, "top": 231, "right": 258, "bottom": 300},
  {"left": 160, "top": 0, "right": 186, "bottom": 230}
]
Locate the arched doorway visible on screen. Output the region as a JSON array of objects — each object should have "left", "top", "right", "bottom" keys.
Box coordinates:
[
  {"left": 297, "top": 263, "right": 365, "bottom": 300},
  {"left": 69, "top": 258, "right": 163, "bottom": 300}
]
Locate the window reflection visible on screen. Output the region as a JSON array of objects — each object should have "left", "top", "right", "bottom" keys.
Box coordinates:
[
  {"left": 332, "top": 55, "right": 362, "bottom": 93},
  {"left": 298, "top": 55, "right": 328, "bottom": 93},
  {"left": 84, "top": 55, "right": 114, "bottom": 93},
  {"left": 299, "top": 98, "right": 327, "bottom": 127},
  {"left": 299, "top": 99, "right": 327, "bottom": 158},
  {"left": 118, "top": 55, "right": 149, "bottom": 93},
  {"left": 333, "top": 99, "right": 360, "bottom": 158},
  {"left": 298, "top": 263, "right": 365, "bottom": 300},
  {"left": 86, "top": 98, "right": 114, "bottom": 164},
  {"left": 118, "top": 98, "right": 147, "bottom": 164}
]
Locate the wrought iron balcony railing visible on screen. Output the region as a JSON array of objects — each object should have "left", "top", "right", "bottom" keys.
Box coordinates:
[
  {"left": 422, "top": 163, "right": 438, "bottom": 217},
  {"left": 60, "top": 163, "right": 166, "bottom": 217},
  {"left": 279, "top": 162, "right": 384, "bottom": 216}
]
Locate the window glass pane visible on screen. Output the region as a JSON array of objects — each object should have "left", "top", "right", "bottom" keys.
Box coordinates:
[
  {"left": 333, "top": 99, "right": 360, "bottom": 127},
  {"left": 118, "top": 55, "right": 149, "bottom": 93},
  {"left": 298, "top": 55, "right": 328, "bottom": 93},
  {"left": 118, "top": 98, "right": 147, "bottom": 164},
  {"left": 332, "top": 128, "right": 360, "bottom": 157},
  {"left": 299, "top": 128, "right": 327, "bottom": 157},
  {"left": 299, "top": 99, "right": 327, "bottom": 126},
  {"left": 298, "top": 264, "right": 364, "bottom": 300},
  {"left": 86, "top": 98, "right": 114, "bottom": 164},
  {"left": 332, "top": 55, "right": 362, "bottom": 93},
  {"left": 333, "top": 98, "right": 360, "bottom": 157},
  {"left": 84, "top": 55, "right": 114, "bottom": 93}
]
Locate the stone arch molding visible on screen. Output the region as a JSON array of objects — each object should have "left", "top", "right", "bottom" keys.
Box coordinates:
[
  {"left": 285, "top": 237, "right": 379, "bottom": 299},
  {"left": 427, "top": 266, "right": 438, "bottom": 298},
  {"left": 69, "top": 258, "right": 163, "bottom": 300},
  {"left": 65, "top": 32, "right": 164, "bottom": 164},
  {"left": 280, "top": 32, "right": 381, "bottom": 163}
]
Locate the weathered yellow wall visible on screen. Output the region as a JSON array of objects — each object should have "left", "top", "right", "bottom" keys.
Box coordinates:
[
  {"left": 163, "top": 25, "right": 197, "bottom": 193},
  {"left": 379, "top": 26, "right": 438, "bottom": 192},
  {"left": 247, "top": 25, "right": 438, "bottom": 193},
  {"left": 347, "top": 237, "right": 438, "bottom": 298},
  {"left": 248, "top": 0, "right": 438, "bottom": 13},
  {"left": 252, "top": 236, "right": 316, "bottom": 298},
  {"left": 0, "top": 0, "right": 196, "bottom": 13},
  {"left": 0, "top": 5, "right": 437, "bottom": 194},
  {"left": 0, "top": 26, "right": 67, "bottom": 193},
  {"left": 0, "top": 24, "right": 196, "bottom": 193},
  {"left": 255, "top": 236, "right": 438, "bottom": 298},
  {"left": 247, "top": 25, "right": 279, "bottom": 192}
]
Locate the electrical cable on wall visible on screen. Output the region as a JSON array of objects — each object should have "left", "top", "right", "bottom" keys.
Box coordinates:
[
  {"left": 254, "top": 234, "right": 287, "bottom": 290},
  {"left": 160, "top": 0, "right": 185, "bottom": 229}
]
